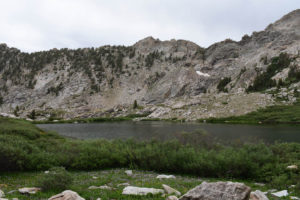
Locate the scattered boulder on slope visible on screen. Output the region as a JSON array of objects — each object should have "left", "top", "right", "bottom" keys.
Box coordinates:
[
  {"left": 0, "top": 190, "right": 4, "bottom": 198},
  {"left": 250, "top": 190, "right": 269, "bottom": 200},
  {"left": 287, "top": 165, "right": 298, "bottom": 170},
  {"left": 125, "top": 170, "right": 133, "bottom": 176},
  {"left": 162, "top": 184, "right": 181, "bottom": 196},
  {"left": 18, "top": 187, "right": 41, "bottom": 194},
  {"left": 122, "top": 186, "right": 164, "bottom": 196},
  {"left": 167, "top": 196, "right": 179, "bottom": 200},
  {"left": 271, "top": 190, "right": 288, "bottom": 198},
  {"left": 157, "top": 175, "right": 176, "bottom": 179},
  {"left": 48, "top": 190, "right": 85, "bottom": 200},
  {"left": 179, "top": 181, "right": 251, "bottom": 200}
]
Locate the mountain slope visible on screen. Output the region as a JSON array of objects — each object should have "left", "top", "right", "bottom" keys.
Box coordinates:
[{"left": 0, "top": 9, "right": 299, "bottom": 120}]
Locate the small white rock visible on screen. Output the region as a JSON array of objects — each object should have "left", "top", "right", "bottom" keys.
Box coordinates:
[
  {"left": 99, "top": 185, "right": 113, "bottom": 190},
  {"left": 250, "top": 190, "right": 269, "bottom": 200},
  {"left": 287, "top": 165, "right": 298, "bottom": 170},
  {"left": 271, "top": 190, "right": 288, "bottom": 197},
  {"left": 96, "top": 198, "right": 101, "bottom": 200},
  {"left": 88, "top": 186, "right": 100, "bottom": 190},
  {"left": 117, "top": 183, "right": 130, "bottom": 187},
  {"left": 254, "top": 183, "right": 265, "bottom": 187},
  {"left": 122, "top": 186, "right": 164, "bottom": 196},
  {"left": 48, "top": 190, "right": 85, "bottom": 200},
  {"left": 88, "top": 185, "right": 112, "bottom": 190},
  {"left": 157, "top": 175, "right": 176, "bottom": 179},
  {"left": 92, "top": 176, "right": 98, "bottom": 179},
  {"left": 166, "top": 196, "right": 179, "bottom": 200},
  {"left": 0, "top": 190, "right": 4, "bottom": 198},
  {"left": 44, "top": 171, "right": 49, "bottom": 174},
  {"left": 162, "top": 184, "right": 181, "bottom": 196},
  {"left": 125, "top": 170, "right": 133, "bottom": 176},
  {"left": 18, "top": 187, "right": 41, "bottom": 194},
  {"left": 291, "top": 196, "right": 300, "bottom": 200}
]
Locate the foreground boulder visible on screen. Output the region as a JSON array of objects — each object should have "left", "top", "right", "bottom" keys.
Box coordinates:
[
  {"left": 179, "top": 181, "right": 251, "bottom": 200},
  {"left": 122, "top": 186, "right": 164, "bottom": 196},
  {"left": 250, "top": 190, "right": 269, "bottom": 200},
  {"left": 18, "top": 187, "right": 41, "bottom": 194},
  {"left": 48, "top": 190, "right": 85, "bottom": 200}
]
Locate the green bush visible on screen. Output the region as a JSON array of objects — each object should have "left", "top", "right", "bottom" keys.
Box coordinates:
[
  {"left": 0, "top": 117, "right": 300, "bottom": 187},
  {"left": 217, "top": 77, "right": 231, "bottom": 92},
  {"left": 247, "top": 53, "right": 291, "bottom": 92},
  {"left": 38, "top": 167, "right": 73, "bottom": 191}
]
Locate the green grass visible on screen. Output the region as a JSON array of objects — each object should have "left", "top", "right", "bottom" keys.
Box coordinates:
[
  {"left": 0, "top": 169, "right": 298, "bottom": 200},
  {"left": 0, "top": 117, "right": 299, "bottom": 199},
  {"left": 33, "top": 114, "right": 149, "bottom": 124},
  {"left": 200, "top": 101, "right": 300, "bottom": 124}
]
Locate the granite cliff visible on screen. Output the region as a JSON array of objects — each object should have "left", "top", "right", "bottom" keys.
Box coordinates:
[{"left": 0, "top": 9, "right": 299, "bottom": 120}]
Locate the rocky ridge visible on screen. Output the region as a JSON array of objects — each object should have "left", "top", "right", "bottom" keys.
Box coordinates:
[{"left": 0, "top": 10, "right": 299, "bottom": 120}]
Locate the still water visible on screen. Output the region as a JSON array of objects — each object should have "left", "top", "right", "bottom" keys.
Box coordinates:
[{"left": 37, "top": 121, "right": 300, "bottom": 143}]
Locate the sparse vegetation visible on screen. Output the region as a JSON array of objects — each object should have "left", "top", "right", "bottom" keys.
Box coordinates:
[
  {"left": 145, "top": 51, "right": 161, "bottom": 68},
  {"left": 217, "top": 77, "right": 231, "bottom": 92},
  {"left": 38, "top": 167, "right": 73, "bottom": 191},
  {"left": 0, "top": 95, "right": 3, "bottom": 105},
  {"left": 47, "top": 82, "right": 64, "bottom": 96},
  {"left": 133, "top": 100, "right": 138, "bottom": 109},
  {"left": 201, "top": 100, "right": 300, "bottom": 124},
  {"left": 247, "top": 53, "right": 291, "bottom": 92}
]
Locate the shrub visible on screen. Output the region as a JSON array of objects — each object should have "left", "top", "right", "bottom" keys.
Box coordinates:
[
  {"left": 217, "top": 77, "right": 231, "bottom": 92},
  {"left": 38, "top": 167, "right": 73, "bottom": 191},
  {"left": 247, "top": 53, "right": 290, "bottom": 92},
  {"left": 133, "top": 100, "right": 138, "bottom": 109}
]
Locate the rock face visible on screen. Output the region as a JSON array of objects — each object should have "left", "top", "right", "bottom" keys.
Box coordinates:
[
  {"left": 0, "top": 10, "right": 299, "bottom": 120},
  {"left": 48, "top": 190, "right": 85, "bottom": 200},
  {"left": 122, "top": 186, "right": 164, "bottom": 196},
  {"left": 179, "top": 181, "right": 251, "bottom": 200}
]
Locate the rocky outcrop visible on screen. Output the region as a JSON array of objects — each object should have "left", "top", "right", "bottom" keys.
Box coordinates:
[
  {"left": 48, "top": 190, "right": 85, "bottom": 200},
  {"left": 179, "top": 181, "right": 251, "bottom": 200},
  {"left": 0, "top": 10, "right": 299, "bottom": 120}
]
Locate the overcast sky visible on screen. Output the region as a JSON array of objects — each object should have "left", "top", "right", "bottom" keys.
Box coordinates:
[{"left": 0, "top": 0, "right": 298, "bottom": 52}]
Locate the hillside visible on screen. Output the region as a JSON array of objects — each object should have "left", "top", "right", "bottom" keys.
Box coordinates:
[{"left": 0, "top": 9, "right": 299, "bottom": 120}]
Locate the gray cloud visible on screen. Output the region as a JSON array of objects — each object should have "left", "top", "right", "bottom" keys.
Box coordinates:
[{"left": 0, "top": 0, "right": 298, "bottom": 52}]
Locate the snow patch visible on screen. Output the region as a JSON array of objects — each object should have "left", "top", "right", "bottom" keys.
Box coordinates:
[{"left": 196, "top": 71, "right": 210, "bottom": 77}]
